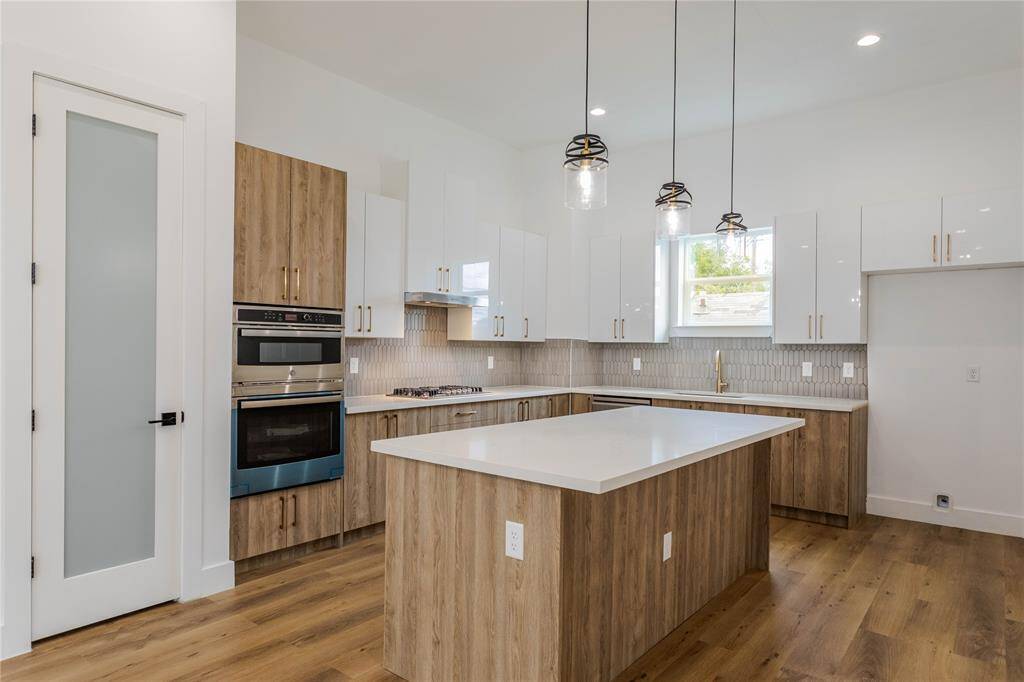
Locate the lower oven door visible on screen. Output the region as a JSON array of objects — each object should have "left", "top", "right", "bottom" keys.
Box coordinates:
[{"left": 231, "top": 393, "right": 344, "bottom": 497}]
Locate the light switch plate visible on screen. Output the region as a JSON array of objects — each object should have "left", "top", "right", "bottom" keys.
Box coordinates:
[
  {"left": 842, "top": 362, "right": 855, "bottom": 379},
  {"left": 633, "top": 357, "right": 642, "bottom": 372},
  {"left": 349, "top": 357, "right": 359, "bottom": 374},
  {"left": 801, "top": 361, "right": 813, "bottom": 378},
  {"left": 505, "top": 520, "right": 524, "bottom": 560},
  {"left": 487, "top": 355, "right": 494, "bottom": 370},
  {"left": 967, "top": 365, "right": 981, "bottom": 383}
]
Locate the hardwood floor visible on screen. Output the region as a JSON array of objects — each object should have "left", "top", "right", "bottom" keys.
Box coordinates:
[{"left": 4, "top": 515, "right": 1022, "bottom": 681}]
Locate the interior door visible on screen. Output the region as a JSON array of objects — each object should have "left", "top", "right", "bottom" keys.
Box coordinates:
[
  {"left": 772, "top": 212, "right": 818, "bottom": 343},
  {"left": 345, "top": 188, "right": 367, "bottom": 335},
  {"left": 522, "top": 231, "right": 547, "bottom": 342},
  {"left": 32, "top": 76, "right": 183, "bottom": 639},
  {"left": 364, "top": 193, "right": 406, "bottom": 338},
  {"left": 233, "top": 143, "right": 292, "bottom": 305},
  {"left": 588, "top": 235, "right": 621, "bottom": 342},
  {"left": 291, "top": 158, "right": 346, "bottom": 310},
  {"left": 498, "top": 227, "right": 525, "bottom": 340}
]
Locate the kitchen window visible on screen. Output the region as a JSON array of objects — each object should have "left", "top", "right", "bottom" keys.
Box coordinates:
[{"left": 677, "top": 227, "right": 773, "bottom": 329}]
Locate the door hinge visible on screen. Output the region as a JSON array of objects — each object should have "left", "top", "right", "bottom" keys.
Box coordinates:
[
  {"left": 32, "top": 114, "right": 37, "bottom": 137},
  {"left": 31, "top": 262, "right": 37, "bottom": 285},
  {"left": 31, "top": 556, "right": 35, "bottom": 579},
  {"left": 31, "top": 409, "right": 36, "bottom": 432}
]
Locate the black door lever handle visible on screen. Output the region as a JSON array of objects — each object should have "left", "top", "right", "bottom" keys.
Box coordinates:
[{"left": 148, "top": 411, "right": 178, "bottom": 426}]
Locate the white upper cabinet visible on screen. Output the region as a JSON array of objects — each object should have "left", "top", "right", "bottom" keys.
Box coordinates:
[
  {"left": 406, "top": 159, "right": 445, "bottom": 292},
  {"left": 588, "top": 232, "right": 669, "bottom": 343},
  {"left": 942, "top": 188, "right": 1023, "bottom": 268},
  {"left": 446, "top": 220, "right": 500, "bottom": 340},
  {"left": 497, "top": 227, "right": 525, "bottom": 340},
  {"left": 861, "top": 197, "right": 941, "bottom": 273},
  {"left": 442, "top": 173, "right": 487, "bottom": 297},
  {"left": 772, "top": 212, "right": 818, "bottom": 343},
  {"left": 522, "top": 231, "right": 547, "bottom": 342},
  {"left": 346, "top": 189, "right": 406, "bottom": 338},
  {"left": 816, "top": 207, "right": 866, "bottom": 344},
  {"left": 588, "top": 235, "right": 620, "bottom": 342}
]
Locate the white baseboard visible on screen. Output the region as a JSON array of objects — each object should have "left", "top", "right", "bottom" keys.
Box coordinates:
[
  {"left": 867, "top": 495, "right": 1024, "bottom": 538},
  {"left": 1, "top": 623, "right": 32, "bottom": 661},
  {"left": 196, "top": 560, "right": 235, "bottom": 599}
]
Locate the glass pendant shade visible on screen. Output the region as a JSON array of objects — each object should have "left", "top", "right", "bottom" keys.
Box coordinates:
[
  {"left": 654, "top": 182, "right": 692, "bottom": 240},
  {"left": 564, "top": 137, "right": 608, "bottom": 210}
]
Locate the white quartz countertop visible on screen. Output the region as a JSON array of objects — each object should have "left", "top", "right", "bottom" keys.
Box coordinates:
[
  {"left": 344, "top": 385, "right": 568, "bottom": 414},
  {"left": 371, "top": 406, "right": 804, "bottom": 494},
  {"left": 345, "top": 384, "right": 865, "bottom": 414},
  {"left": 572, "top": 386, "right": 868, "bottom": 412}
]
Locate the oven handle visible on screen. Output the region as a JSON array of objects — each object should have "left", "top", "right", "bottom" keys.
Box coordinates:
[
  {"left": 239, "top": 395, "right": 343, "bottom": 409},
  {"left": 239, "top": 329, "right": 343, "bottom": 339}
]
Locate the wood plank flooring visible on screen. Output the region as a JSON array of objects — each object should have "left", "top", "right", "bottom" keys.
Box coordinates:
[{"left": 4, "top": 515, "right": 1022, "bottom": 681}]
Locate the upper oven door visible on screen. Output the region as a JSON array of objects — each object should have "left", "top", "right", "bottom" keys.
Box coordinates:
[{"left": 233, "top": 327, "right": 344, "bottom": 384}]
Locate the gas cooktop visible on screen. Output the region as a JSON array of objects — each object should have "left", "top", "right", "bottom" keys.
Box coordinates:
[{"left": 390, "top": 385, "right": 486, "bottom": 399}]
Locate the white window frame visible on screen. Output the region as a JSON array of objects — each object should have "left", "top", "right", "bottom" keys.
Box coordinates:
[{"left": 671, "top": 227, "right": 774, "bottom": 337}]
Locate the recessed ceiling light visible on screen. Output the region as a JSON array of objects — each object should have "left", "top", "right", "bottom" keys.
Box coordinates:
[
  {"left": 857, "top": 34, "right": 881, "bottom": 47},
  {"left": 589, "top": 107, "right": 606, "bottom": 116}
]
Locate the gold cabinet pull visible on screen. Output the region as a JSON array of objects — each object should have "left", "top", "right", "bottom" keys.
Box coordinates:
[
  {"left": 391, "top": 413, "right": 398, "bottom": 437},
  {"left": 437, "top": 266, "right": 443, "bottom": 292},
  {"left": 524, "top": 317, "right": 529, "bottom": 338},
  {"left": 808, "top": 314, "right": 812, "bottom": 339},
  {"left": 291, "top": 494, "right": 298, "bottom": 527},
  {"left": 620, "top": 318, "right": 625, "bottom": 339},
  {"left": 525, "top": 401, "right": 530, "bottom": 420},
  {"left": 517, "top": 401, "right": 523, "bottom": 421},
  {"left": 382, "top": 413, "right": 391, "bottom": 438},
  {"left": 946, "top": 233, "right": 951, "bottom": 262},
  {"left": 357, "top": 304, "right": 363, "bottom": 332},
  {"left": 613, "top": 318, "right": 617, "bottom": 339},
  {"left": 293, "top": 267, "right": 300, "bottom": 301},
  {"left": 281, "top": 266, "right": 288, "bottom": 300},
  {"left": 279, "top": 497, "right": 286, "bottom": 530},
  {"left": 932, "top": 234, "right": 938, "bottom": 263},
  {"left": 367, "top": 305, "right": 372, "bottom": 333},
  {"left": 500, "top": 315, "right": 505, "bottom": 337},
  {"left": 444, "top": 267, "right": 451, "bottom": 292},
  {"left": 494, "top": 315, "right": 499, "bottom": 337},
  {"left": 819, "top": 314, "right": 824, "bottom": 340}
]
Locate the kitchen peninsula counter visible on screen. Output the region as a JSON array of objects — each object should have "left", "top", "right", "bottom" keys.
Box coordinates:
[{"left": 374, "top": 406, "right": 803, "bottom": 681}]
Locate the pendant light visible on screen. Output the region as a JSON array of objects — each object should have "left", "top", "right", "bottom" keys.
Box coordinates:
[
  {"left": 564, "top": 0, "right": 608, "bottom": 210},
  {"left": 715, "top": 0, "right": 747, "bottom": 237},
  {"left": 655, "top": 0, "right": 693, "bottom": 240}
]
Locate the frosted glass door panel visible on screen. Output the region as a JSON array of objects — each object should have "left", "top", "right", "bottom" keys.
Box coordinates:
[{"left": 64, "top": 112, "right": 158, "bottom": 577}]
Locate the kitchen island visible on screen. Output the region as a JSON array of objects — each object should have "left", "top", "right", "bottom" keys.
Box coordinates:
[{"left": 372, "top": 406, "right": 804, "bottom": 682}]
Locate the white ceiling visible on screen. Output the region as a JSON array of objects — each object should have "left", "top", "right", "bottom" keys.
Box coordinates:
[{"left": 238, "top": 1, "right": 1024, "bottom": 150}]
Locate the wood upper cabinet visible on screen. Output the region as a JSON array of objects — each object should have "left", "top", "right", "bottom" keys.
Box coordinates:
[
  {"left": 234, "top": 143, "right": 292, "bottom": 304},
  {"left": 233, "top": 143, "right": 346, "bottom": 309},
  {"left": 230, "top": 479, "right": 342, "bottom": 561},
  {"left": 290, "top": 158, "right": 346, "bottom": 309}
]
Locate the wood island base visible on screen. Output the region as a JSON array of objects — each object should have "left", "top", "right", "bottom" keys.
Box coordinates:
[{"left": 382, "top": 440, "right": 771, "bottom": 682}]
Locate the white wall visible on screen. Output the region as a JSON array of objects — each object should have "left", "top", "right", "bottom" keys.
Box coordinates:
[
  {"left": 531, "top": 68, "right": 1024, "bottom": 339},
  {"left": 236, "top": 36, "right": 525, "bottom": 227},
  {"left": 867, "top": 269, "right": 1024, "bottom": 536},
  {"left": 1, "top": 1, "right": 236, "bottom": 657}
]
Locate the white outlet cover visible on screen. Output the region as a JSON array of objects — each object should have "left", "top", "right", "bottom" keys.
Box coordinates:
[
  {"left": 801, "top": 361, "right": 813, "bottom": 378},
  {"left": 967, "top": 365, "right": 981, "bottom": 383},
  {"left": 842, "top": 362, "right": 855, "bottom": 379},
  {"left": 633, "top": 357, "right": 642, "bottom": 371},
  {"left": 349, "top": 357, "right": 359, "bottom": 374},
  {"left": 487, "top": 355, "right": 495, "bottom": 370},
  {"left": 505, "top": 520, "right": 524, "bottom": 560},
  {"left": 663, "top": 531, "right": 672, "bottom": 561}
]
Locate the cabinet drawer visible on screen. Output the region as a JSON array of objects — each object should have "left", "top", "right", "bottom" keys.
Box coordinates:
[
  {"left": 430, "top": 401, "right": 497, "bottom": 429},
  {"left": 430, "top": 418, "right": 497, "bottom": 433}
]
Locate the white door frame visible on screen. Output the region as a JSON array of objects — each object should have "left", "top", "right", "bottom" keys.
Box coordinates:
[{"left": 1, "top": 44, "right": 214, "bottom": 658}]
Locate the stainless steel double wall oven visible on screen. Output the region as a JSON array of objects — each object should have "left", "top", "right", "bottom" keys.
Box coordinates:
[{"left": 231, "top": 304, "right": 345, "bottom": 498}]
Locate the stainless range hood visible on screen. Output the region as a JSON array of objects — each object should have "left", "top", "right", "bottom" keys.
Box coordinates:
[{"left": 404, "top": 291, "right": 483, "bottom": 308}]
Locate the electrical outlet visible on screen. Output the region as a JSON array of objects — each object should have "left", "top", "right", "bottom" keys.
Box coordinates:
[
  {"left": 936, "top": 493, "right": 951, "bottom": 510},
  {"left": 842, "top": 362, "right": 855, "bottom": 379},
  {"left": 663, "top": 531, "right": 672, "bottom": 561},
  {"left": 633, "top": 357, "right": 642, "bottom": 372},
  {"left": 487, "top": 355, "right": 495, "bottom": 370},
  {"left": 801, "top": 361, "right": 813, "bottom": 378},
  {"left": 349, "top": 357, "right": 359, "bottom": 374},
  {"left": 505, "top": 520, "right": 524, "bottom": 560},
  {"left": 966, "top": 365, "right": 981, "bottom": 383}
]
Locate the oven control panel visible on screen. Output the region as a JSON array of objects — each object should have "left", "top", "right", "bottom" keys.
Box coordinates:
[{"left": 235, "top": 306, "right": 342, "bottom": 326}]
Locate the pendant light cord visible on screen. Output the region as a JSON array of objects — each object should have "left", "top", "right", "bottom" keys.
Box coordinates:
[
  {"left": 585, "top": 0, "right": 590, "bottom": 136},
  {"left": 729, "top": 0, "right": 737, "bottom": 212},
  {"left": 672, "top": 0, "right": 678, "bottom": 182}
]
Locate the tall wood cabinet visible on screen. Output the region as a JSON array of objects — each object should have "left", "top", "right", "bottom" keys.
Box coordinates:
[{"left": 233, "top": 142, "right": 346, "bottom": 309}]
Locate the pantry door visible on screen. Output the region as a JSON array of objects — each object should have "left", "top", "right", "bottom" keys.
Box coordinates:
[{"left": 31, "top": 75, "right": 184, "bottom": 639}]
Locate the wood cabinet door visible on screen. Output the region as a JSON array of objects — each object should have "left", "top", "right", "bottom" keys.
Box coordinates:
[
  {"left": 290, "top": 158, "right": 346, "bottom": 310},
  {"left": 571, "top": 394, "right": 592, "bottom": 414},
  {"left": 233, "top": 143, "right": 292, "bottom": 305},
  {"left": 229, "top": 490, "right": 290, "bottom": 560},
  {"left": 495, "top": 399, "right": 523, "bottom": 424},
  {"left": 547, "top": 394, "right": 570, "bottom": 417},
  {"left": 287, "top": 480, "right": 342, "bottom": 547},
  {"left": 744, "top": 405, "right": 796, "bottom": 508},
  {"left": 791, "top": 409, "right": 849, "bottom": 515},
  {"left": 343, "top": 412, "right": 382, "bottom": 531}
]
